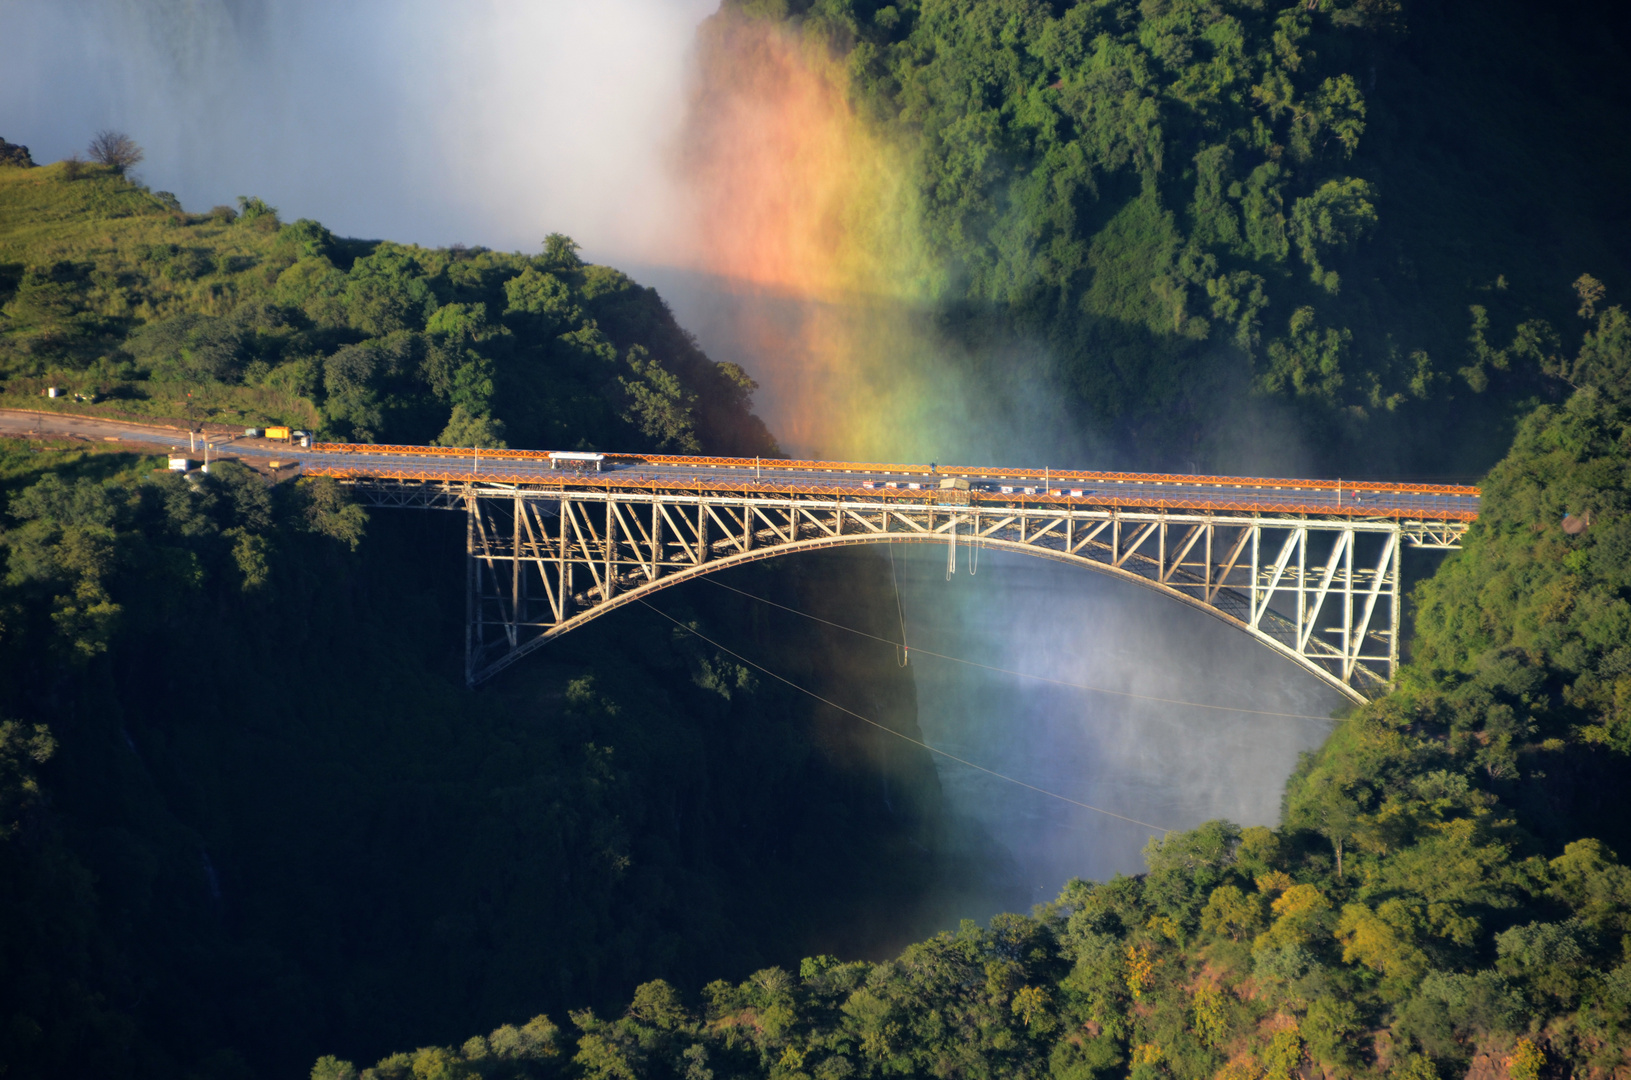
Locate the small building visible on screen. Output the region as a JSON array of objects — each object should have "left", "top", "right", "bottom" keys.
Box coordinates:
[
  {"left": 168, "top": 455, "right": 195, "bottom": 472},
  {"left": 264, "top": 426, "right": 292, "bottom": 441}
]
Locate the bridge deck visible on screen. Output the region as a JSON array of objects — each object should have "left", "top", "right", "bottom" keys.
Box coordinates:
[
  {"left": 0, "top": 408, "right": 1479, "bottom": 521},
  {"left": 0, "top": 410, "right": 1478, "bottom": 695},
  {"left": 299, "top": 444, "right": 1480, "bottom": 522}
]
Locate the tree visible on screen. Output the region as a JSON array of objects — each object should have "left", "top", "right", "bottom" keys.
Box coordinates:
[
  {"left": 301, "top": 477, "right": 368, "bottom": 550},
  {"left": 1289, "top": 177, "right": 1378, "bottom": 293},
  {"left": 542, "top": 232, "right": 583, "bottom": 271},
  {"left": 0, "top": 720, "right": 56, "bottom": 837},
  {"left": 86, "top": 129, "right": 143, "bottom": 173},
  {"left": 627, "top": 979, "right": 689, "bottom": 1028},
  {"left": 1141, "top": 820, "right": 1243, "bottom": 930},
  {"left": 1576, "top": 273, "right": 1607, "bottom": 319},
  {"left": 1286, "top": 758, "right": 1363, "bottom": 879},
  {"left": 434, "top": 405, "right": 507, "bottom": 450},
  {"left": 0, "top": 136, "right": 34, "bottom": 168},
  {"left": 1335, "top": 901, "right": 1429, "bottom": 996},
  {"left": 504, "top": 267, "right": 579, "bottom": 335},
  {"left": 1560, "top": 303, "right": 1631, "bottom": 403},
  {"left": 235, "top": 195, "right": 280, "bottom": 230},
  {"left": 620, "top": 346, "right": 700, "bottom": 452},
  {"left": 309, "top": 1056, "right": 358, "bottom": 1080},
  {"left": 1200, "top": 885, "right": 1266, "bottom": 942},
  {"left": 1260, "top": 307, "right": 1351, "bottom": 406}
]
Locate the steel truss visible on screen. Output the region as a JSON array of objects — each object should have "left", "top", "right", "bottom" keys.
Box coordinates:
[
  {"left": 343, "top": 480, "right": 1469, "bottom": 699},
  {"left": 348, "top": 477, "right": 466, "bottom": 511}
]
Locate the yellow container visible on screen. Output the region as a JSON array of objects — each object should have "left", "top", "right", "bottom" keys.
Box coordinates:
[{"left": 264, "top": 426, "right": 292, "bottom": 441}]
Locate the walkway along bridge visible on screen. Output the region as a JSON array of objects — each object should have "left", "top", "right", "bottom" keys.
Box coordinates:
[{"left": 276, "top": 443, "right": 1479, "bottom": 702}]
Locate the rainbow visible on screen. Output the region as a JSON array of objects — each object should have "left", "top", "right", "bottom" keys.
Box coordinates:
[{"left": 669, "top": 13, "right": 980, "bottom": 463}]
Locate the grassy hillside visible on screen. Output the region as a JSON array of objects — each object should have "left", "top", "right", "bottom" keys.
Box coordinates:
[{"left": 0, "top": 159, "right": 775, "bottom": 456}]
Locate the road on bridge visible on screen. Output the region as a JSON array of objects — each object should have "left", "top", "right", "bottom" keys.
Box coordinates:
[{"left": 0, "top": 407, "right": 1479, "bottom": 521}]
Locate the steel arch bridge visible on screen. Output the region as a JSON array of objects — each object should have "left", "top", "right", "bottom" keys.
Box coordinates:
[{"left": 290, "top": 444, "right": 1477, "bottom": 703}]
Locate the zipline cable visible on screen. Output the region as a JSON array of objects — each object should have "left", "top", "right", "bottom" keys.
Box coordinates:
[
  {"left": 638, "top": 598, "right": 1171, "bottom": 835},
  {"left": 702, "top": 576, "right": 1343, "bottom": 725}
]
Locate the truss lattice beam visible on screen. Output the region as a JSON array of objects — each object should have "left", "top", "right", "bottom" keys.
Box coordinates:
[{"left": 343, "top": 481, "right": 1470, "bottom": 698}]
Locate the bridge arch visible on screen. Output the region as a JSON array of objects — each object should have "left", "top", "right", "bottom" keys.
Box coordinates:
[
  {"left": 430, "top": 486, "right": 1426, "bottom": 702},
  {"left": 487, "top": 530, "right": 1374, "bottom": 701}
]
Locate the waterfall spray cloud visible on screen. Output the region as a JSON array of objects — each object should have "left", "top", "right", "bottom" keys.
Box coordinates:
[
  {"left": 677, "top": 18, "right": 931, "bottom": 301},
  {"left": 893, "top": 546, "right": 1345, "bottom": 914},
  {"left": 0, "top": 0, "right": 717, "bottom": 254},
  {"left": 664, "top": 14, "right": 993, "bottom": 463},
  {"left": 0, "top": 0, "right": 1073, "bottom": 463},
  {"left": 652, "top": 13, "right": 1104, "bottom": 466}
]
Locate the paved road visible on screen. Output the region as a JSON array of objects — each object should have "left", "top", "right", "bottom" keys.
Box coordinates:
[
  {"left": 0, "top": 408, "right": 1479, "bottom": 521},
  {"left": 0, "top": 409, "right": 217, "bottom": 448}
]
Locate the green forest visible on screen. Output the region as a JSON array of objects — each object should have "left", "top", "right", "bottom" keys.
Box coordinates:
[
  {"left": 306, "top": 288, "right": 1631, "bottom": 1079},
  {"left": 4, "top": 0, "right": 1631, "bottom": 1077},
  {"left": 0, "top": 149, "right": 775, "bottom": 457},
  {"left": 725, "top": 0, "right": 1631, "bottom": 475},
  {"left": 0, "top": 134, "right": 952, "bottom": 1076}
]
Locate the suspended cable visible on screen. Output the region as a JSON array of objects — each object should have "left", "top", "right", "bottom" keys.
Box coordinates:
[
  {"left": 701, "top": 576, "right": 1343, "bottom": 725},
  {"left": 638, "top": 598, "right": 1170, "bottom": 834},
  {"left": 888, "top": 543, "right": 909, "bottom": 667}
]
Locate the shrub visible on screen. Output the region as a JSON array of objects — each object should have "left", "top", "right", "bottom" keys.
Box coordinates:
[{"left": 236, "top": 195, "right": 280, "bottom": 231}]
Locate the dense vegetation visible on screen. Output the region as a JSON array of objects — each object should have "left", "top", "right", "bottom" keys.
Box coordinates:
[
  {"left": 0, "top": 438, "right": 956, "bottom": 1079},
  {"left": 0, "top": 157, "right": 774, "bottom": 456},
  {"left": 720, "top": 0, "right": 1630, "bottom": 474},
  {"left": 323, "top": 292, "right": 1631, "bottom": 1079},
  {"left": 5, "top": 0, "right": 1631, "bottom": 1077},
  {"left": 0, "top": 149, "right": 953, "bottom": 1078}
]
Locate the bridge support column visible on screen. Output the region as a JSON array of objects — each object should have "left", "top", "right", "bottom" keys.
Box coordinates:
[
  {"left": 1388, "top": 528, "right": 1403, "bottom": 680},
  {"left": 603, "top": 500, "right": 616, "bottom": 602},
  {"left": 512, "top": 496, "right": 523, "bottom": 648},
  {"left": 464, "top": 493, "right": 476, "bottom": 685}
]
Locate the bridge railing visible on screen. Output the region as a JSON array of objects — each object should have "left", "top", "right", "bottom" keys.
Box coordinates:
[
  {"left": 307, "top": 442, "right": 1481, "bottom": 499},
  {"left": 315, "top": 466, "right": 1478, "bottom": 523}
]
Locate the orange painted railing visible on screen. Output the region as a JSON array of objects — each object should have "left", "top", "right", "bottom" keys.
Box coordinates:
[
  {"left": 309, "top": 443, "right": 1480, "bottom": 500},
  {"left": 306, "top": 462, "right": 1479, "bottom": 522}
]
